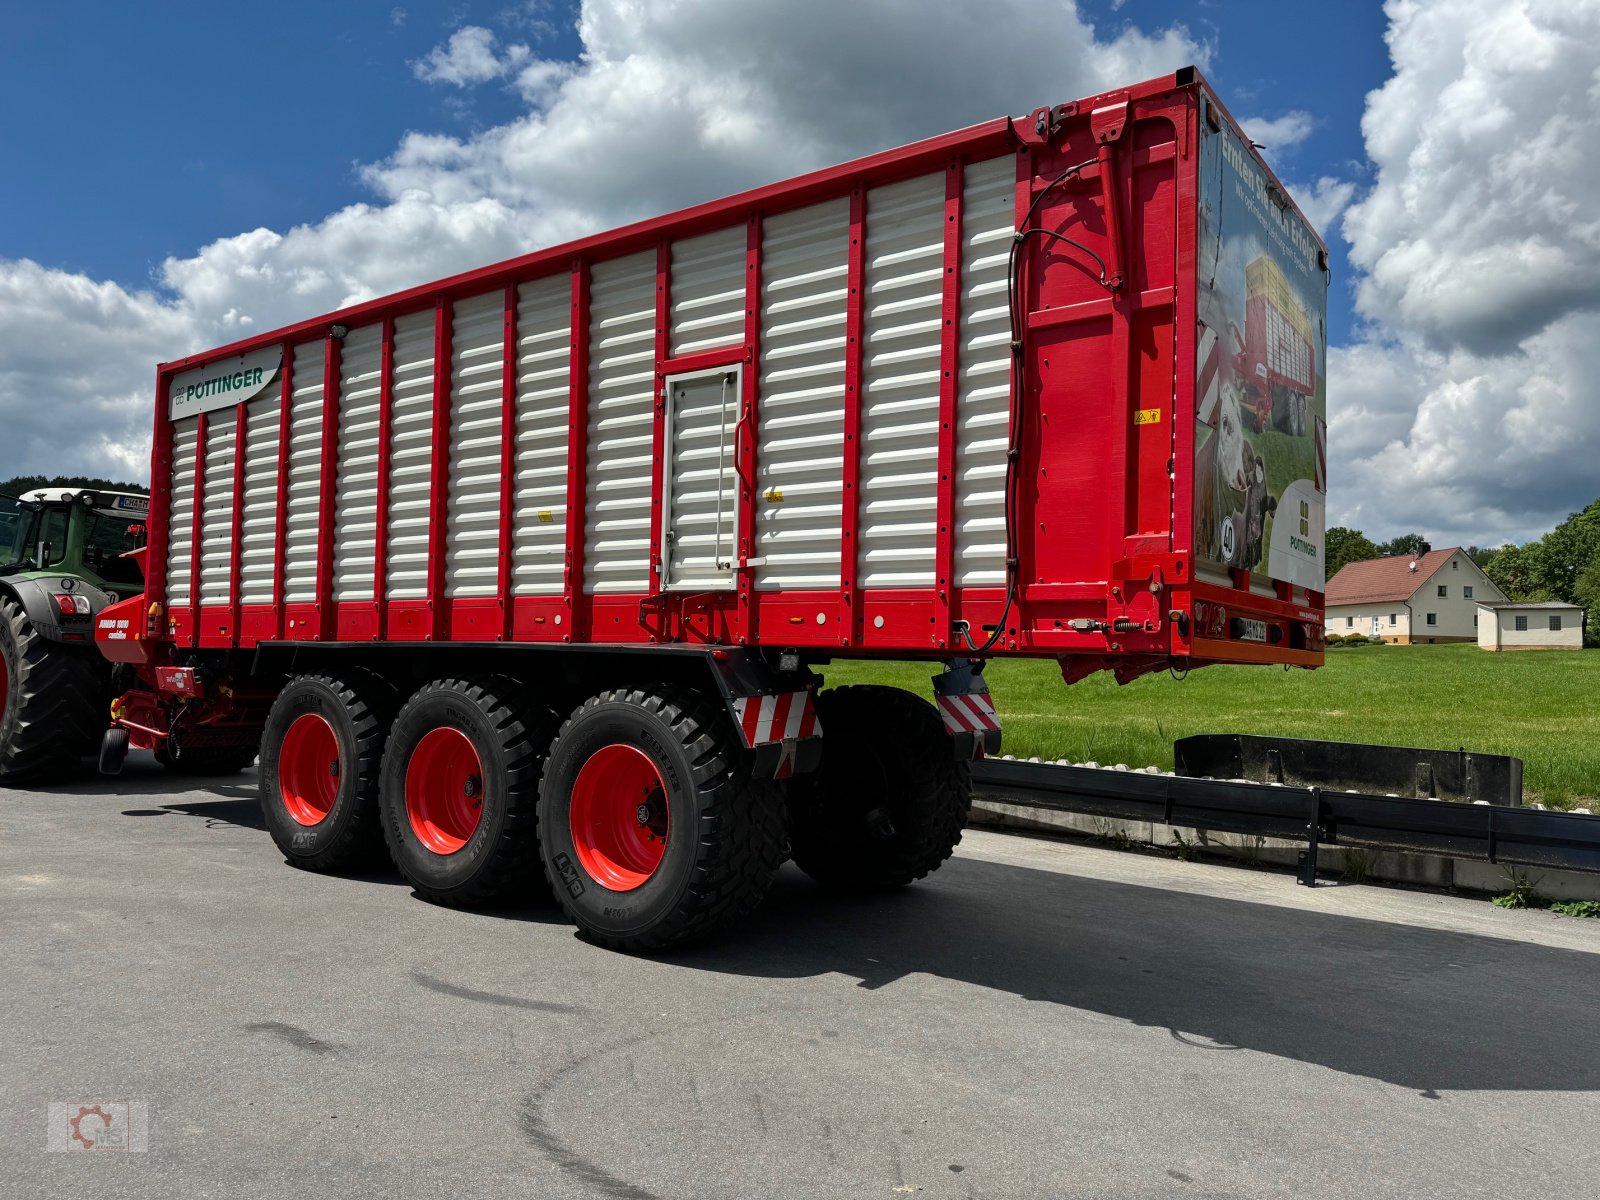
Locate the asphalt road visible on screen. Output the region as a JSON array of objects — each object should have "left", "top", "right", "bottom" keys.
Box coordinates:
[{"left": 3, "top": 755, "right": 1599, "bottom": 1199}]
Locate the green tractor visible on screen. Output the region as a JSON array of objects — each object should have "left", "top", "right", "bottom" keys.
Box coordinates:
[{"left": 0, "top": 487, "right": 150, "bottom": 783}]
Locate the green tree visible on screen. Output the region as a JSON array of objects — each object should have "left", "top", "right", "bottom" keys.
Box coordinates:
[
  {"left": 1531, "top": 499, "right": 1600, "bottom": 602},
  {"left": 0, "top": 475, "right": 147, "bottom": 498},
  {"left": 1573, "top": 559, "right": 1600, "bottom": 646},
  {"left": 1325, "top": 526, "right": 1380, "bottom": 578},
  {"left": 1377, "top": 532, "right": 1431, "bottom": 558},
  {"left": 1485, "top": 542, "right": 1545, "bottom": 601}
]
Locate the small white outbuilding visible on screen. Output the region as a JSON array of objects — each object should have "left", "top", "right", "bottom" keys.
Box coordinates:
[{"left": 1476, "top": 602, "right": 1585, "bottom": 651}]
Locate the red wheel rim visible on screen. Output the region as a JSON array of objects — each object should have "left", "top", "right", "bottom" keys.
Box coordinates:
[
  {"left": 279, "top": 713, "right": 340, "bottom": 827},
  {"left": 569, "top": 744, "right": 670, "bottom": 891},
  {"left": 405, "top": 727, "right": 486, "bottom": 855}
]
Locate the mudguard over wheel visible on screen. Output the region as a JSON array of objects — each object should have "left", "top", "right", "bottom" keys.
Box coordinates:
[
  {"left": 786, "top": 685, "right": 971, "bottom": 890},
  {"left": 379, "top": 676, "right": 553, "bottom": 908},
  {"left": 259, "top": 671, "right": 395, "bottom": 871},
  {"left": 0, "top": 595, "right": 104, "bottom": 784},
  {"left": 538, "top": 687, "right": 786, "bottom": 953}
]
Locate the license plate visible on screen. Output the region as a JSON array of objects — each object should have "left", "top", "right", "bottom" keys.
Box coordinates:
[
  {"left": 115, "top": 495, "right": 151, "bottom": 513},
  {"left": 1234, "top": 618, "right": 1267, "bottom": 643}
]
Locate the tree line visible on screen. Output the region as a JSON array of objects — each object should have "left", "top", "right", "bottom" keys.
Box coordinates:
[
  {"left": 1327, "top": 498, "right": 1600, "bottom": 641},
  {"left": 1, "top": 475, "right": 149, "bottom": 499}
]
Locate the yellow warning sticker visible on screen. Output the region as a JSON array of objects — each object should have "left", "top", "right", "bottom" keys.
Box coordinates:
[
  {"left": 537, "top": 510, "right": 554, "bottom": 524},
  {"left": 1134, "top": 408, "right": 1162, "bottom": 426},
  {"left": 763, "top": 489, "right": 784, "bottom": 503}
]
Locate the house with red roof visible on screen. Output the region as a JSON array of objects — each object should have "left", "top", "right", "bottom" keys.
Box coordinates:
[{"left": 1324, "top": 548, "right": 1507, "bottom": 644}]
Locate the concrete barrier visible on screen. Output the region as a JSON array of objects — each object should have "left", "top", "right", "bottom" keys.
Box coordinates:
[{"left": 970, "top": 798, "right": 1600, "bottom": 902}]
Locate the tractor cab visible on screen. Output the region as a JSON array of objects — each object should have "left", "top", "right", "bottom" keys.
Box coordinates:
[{"left": 2, "top": 489, "right": 150, "bottom": 598}]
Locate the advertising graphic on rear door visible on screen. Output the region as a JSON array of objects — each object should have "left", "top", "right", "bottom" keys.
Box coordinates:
[{"left": 1194, "top": 103, "right": 1329, "bottom": 592}]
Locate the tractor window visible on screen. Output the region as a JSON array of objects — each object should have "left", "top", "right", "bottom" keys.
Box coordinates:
[
  {"left": 0, "top": 497, "right": 38, "bottom": 569},
  {"left": 83, "top": 511, "right": 145, "bottom": 589},
  {"left": 37, "top": 508, "right": 69, "bottom": 567}
]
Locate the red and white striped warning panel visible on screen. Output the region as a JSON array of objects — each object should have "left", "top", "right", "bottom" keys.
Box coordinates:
[
  {"left": 936, "top": 692, "right": 1000, "bottom": 735},
  {"left": 731, "top": 691, "right": 821, "bottom": 748},
  {"left": 1196, "top": 323, "right": 1223, "bottom": 426}
]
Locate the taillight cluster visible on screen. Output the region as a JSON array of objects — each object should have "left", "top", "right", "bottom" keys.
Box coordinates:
[
  {"left": 1191, "top": 600, "right": 1228, "bottom": 639},
  {"left": 53, "top": 593, "right": 91, "bottom": 616}
]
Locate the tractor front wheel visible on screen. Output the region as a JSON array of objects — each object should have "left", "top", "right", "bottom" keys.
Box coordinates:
[{"left": 0, "top": 596, "right": 104, "bottom": 784}]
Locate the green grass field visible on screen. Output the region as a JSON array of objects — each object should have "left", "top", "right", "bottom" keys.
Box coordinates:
[{"left": 824, "top": 643, "right": 1600, "bottom": 810}]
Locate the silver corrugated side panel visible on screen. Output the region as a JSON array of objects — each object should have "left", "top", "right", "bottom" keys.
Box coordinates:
[
  {"left": 166, "top": 421, "right": 200, "bottom": 603},
  {"left": 584, "top": 251, "right": 656, "bottom": 595},
  {"left": 333, "top": 323, "right": 383, "bottom": 601},
  {"left": 669, "top": 225, "right": 745, "bottom": 357},
  {"left": 238, "top": 394, "right": 281, "bottom": 605},
  {"left": 197, "top": 415, "right": 237, "bottom": 606},
  {"left": 755, "top": 197, "right": 849, "bottom": 592},
  {"left": 282, "top": 341, "right": 326, "bottom": 604},
  {"left": 446, "top": 292, "right": 505, "bottom": 598},
  {"left": 859, "top": 171, "right": 944, "bottom": 589},
  {"left": 511, "top": 275, "right": 571, "bottom": 597},
  {"left": 955, "top": 155, "right": 1013, "bottom": 588},
  {"left": 386, "top": 311, "right": 435, "bottom": 600}
]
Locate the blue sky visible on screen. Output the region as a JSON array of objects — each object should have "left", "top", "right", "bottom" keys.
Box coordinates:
[
  {"left": 3, "top": 1, "right": 1598, "bottom": 548},
  {"left": 3, "top": 1, "right": 1382, "bottom": 337}
]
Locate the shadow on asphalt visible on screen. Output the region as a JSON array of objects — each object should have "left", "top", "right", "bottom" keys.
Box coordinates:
[
  {"left": 671, "top": 857, "right": 1600, "bottom": 1096},
  {"left": 38, "top": 759, "right": 1600, "bottom": 1092}
]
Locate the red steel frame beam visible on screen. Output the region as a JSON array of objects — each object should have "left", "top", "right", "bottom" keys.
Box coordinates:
[
  {"left": 315, "top": 332, "right": 343, "bottom": 640},
  {"left": 498, "top": 284, "right": 519, "bottom": 641},
  {"left": 934, "top": 157, "right": 964, "bottom": 650},
  {"left": 734, "top": 214, "right": 762, "bottom": 644},
  {"left": 561, "top": 259, "right": 590, "bottom": 642},
  {"left": 270, "top": 343, "right": 295, "bottom": 637},
  {"left": 373, "top": 316, "right": 396, "bottom": 638},
  {"left": 426, "top": 299, "right": 452, "bottom": 640},
  {"left": 839, "top": 186, "right": 867, "bottom": 647},
  {"left": 647, "top": 240, "right": 671, "bottom": 632},
  {"left": 226, "top": 399, "right": 248, "bottom": 642},
  {"left": 186, "top": 411, "right": 207, "bottom": 647}
]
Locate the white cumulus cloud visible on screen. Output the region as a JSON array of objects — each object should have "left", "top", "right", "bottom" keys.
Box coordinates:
[
  {"left": 1328, "top": 0, "right": 1600, "bottom": 545},
  {"left": 0, "top": 0, "right": 1204, "bottom": 482},
  {"left": 412, "top": 25, "right": 531, "bottom": 87},
  {"left": 1239, "top": 110, "right": 1314, "bottom": 149}
]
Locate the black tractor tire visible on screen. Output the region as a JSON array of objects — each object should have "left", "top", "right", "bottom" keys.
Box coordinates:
[
  {"left": 0, "top": 595, "right": 105, "bottom": 784},
  {"left": 259, "top": 671, "right": 397, "bottom": 872},
  {"left": 537, "top": 686, "right": 786, "bottom": 953},
  {"left": 786, "top": 685, "right": 971, "bottom": 890},
  {"left": 379, "top": 676, "right": 555, "bottom": 908},
  {"left": 155, "top": 743, "right": 259, "bottom": 776}
]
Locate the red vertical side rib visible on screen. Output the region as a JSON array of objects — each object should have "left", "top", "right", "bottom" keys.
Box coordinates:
[
  {"left": 426, "top": 299, "right": 452, "bottom": 641},
  {"left": 146, "top": 367, "right": 174, "bottom": 636},
  {"left": 934, "top": 158, "right": 964, "bottom": 650},
  {"left": 227, "top": 400, "right": 248, "bottom": 643},
  {"left": 648, "top": 240, "right": 670, "bottom": 626},
  {"left": 373, "top": 316, "right": 395, "bottom": 638},
  {"left": 562, "top": 260, "right": 590, "bottom": 642},
  {"left": 840, "top": 187, "right": 867, "bottom": 647},
  {"left": 271, "top": 343, "right": 295, "bottom": 638},
  {"left": 187, "top": 411, "right": 207, "bottom": 647},
  {"left": 498, "top": 283, "right": 519, "bottom": 640},
  {"left": 315, "top": 333, "right": 342, "bottom": 641},
  {"left": 735, "top": 214, "right": 762, "bottom": 645}
]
